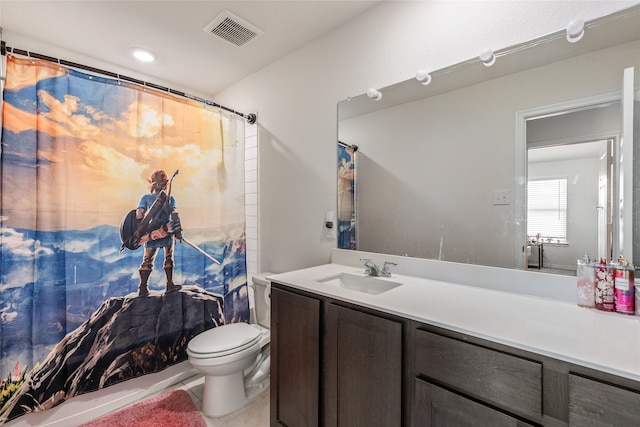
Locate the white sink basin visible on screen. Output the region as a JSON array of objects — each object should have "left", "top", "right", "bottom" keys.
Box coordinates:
[{"left": 315, "top": 273, "right": 402, "bottom": 295}]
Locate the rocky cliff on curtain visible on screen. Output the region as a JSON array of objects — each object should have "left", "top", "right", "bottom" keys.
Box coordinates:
[{"left": 1, "top": 287, "right": 224, "bottom": 422}]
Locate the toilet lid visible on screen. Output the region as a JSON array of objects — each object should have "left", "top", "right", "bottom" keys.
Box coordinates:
[{"left": 188, "top": 323, "right": 261, "bottom": 357}]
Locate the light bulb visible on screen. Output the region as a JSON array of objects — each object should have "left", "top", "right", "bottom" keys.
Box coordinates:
[
  {"left": 415, "top": 70, "right": 432, "bottom": 85},
  {"left": 366, "top": 88, "right": 382, "bottom": 101},
  {"left": 479, "top": 48, "right": 495, "bottom": 67},
  {"left": 566, "top": 18, "right": 585, "bottom": 43}
]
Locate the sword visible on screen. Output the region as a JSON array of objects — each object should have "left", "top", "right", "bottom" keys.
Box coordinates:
[{"left": 180, "top": 236, "right": 221, "bottom": 265}]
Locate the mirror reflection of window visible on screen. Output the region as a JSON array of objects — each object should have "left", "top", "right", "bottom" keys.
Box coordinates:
[{"left": 527, "top": 178, "right": 568, "bottom": 244}]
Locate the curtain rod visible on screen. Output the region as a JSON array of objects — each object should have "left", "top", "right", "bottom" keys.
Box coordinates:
[
  {"left": 338, "top": 141, "right": 358, "bottom": 151},
  {"left": 0, "top": 41, "right": 256, "bottom": 125}
]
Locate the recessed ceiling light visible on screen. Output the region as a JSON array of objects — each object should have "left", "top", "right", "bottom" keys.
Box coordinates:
[{"left": 130, "top": 47, "right": 156, "bottom": 63}]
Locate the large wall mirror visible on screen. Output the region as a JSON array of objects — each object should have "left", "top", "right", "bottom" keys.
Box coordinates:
[{"left": 337, "top": 6, "right": 640, "bottom": 275}]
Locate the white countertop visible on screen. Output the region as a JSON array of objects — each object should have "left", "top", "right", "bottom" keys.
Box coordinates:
[{"left": 268, "top": 262, "right": 640, "bottom": 382}]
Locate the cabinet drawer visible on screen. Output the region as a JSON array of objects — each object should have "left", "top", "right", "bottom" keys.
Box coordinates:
[
  {"left": 415, "top": 378, "right": 536, "bottom": 427},
  {"left": 569, "top": 373, "right": 640, "bottom": 426},
  {"left": 415, "top": 329, "right": 542, "bottom": 420}
]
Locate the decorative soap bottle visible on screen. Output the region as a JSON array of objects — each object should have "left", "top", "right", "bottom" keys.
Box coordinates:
[
  {"left": 614, "top": 256, "right": 635, "bottom": 315},
  {"left": 576, "top": 254, "right": 595, "bottom": 308},
  {"left": 594, "top": 258, "right": 615, "bottom": 312}
]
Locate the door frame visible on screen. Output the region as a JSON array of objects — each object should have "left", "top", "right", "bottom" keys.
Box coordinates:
[{"left": 514, "top": 92, "right": 622, "bottom": 270}]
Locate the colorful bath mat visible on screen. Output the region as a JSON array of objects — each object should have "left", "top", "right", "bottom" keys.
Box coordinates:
[{"left": 80, "top": 389, "right": 207, "bottom": 427}]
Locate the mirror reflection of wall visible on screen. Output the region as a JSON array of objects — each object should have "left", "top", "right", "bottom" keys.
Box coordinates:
[{"left": 337, "top": 6, "right": 640, "bottom": 274}]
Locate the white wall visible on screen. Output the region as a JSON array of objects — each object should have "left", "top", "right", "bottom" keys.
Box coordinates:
[{"left": 214, "top": 0, "right": 640, "bottom": 273}]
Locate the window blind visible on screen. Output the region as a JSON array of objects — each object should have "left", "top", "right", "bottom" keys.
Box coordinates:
[{"left": 527, "top": 178, "right": 568, "bottom": 242}]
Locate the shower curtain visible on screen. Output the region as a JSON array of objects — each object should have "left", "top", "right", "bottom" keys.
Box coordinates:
[
  {"left": 338, "top": 144, "right": 356, "bottom": 249},
  {"left": 0, "top": 55, "right": 249, "bottom": 423}
]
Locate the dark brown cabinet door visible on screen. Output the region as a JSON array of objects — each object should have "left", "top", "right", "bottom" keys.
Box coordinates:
[
  {"left": 324, "top": 303, "right": 403, "bottom": 427},
  {"left": 271, "top": 286, "right": 321, "bottom": 427},
  {"left": 414, "top": 379, "right": 536, "bottom": 427}
]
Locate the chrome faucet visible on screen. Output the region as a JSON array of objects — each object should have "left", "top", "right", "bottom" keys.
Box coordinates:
[{"left": 360, "top": 258, "right": 397, "bottom": 278}]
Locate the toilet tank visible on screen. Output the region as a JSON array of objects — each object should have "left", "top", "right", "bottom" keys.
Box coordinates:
[{"left": 252, "top": 273, "right": 272, "bottom": 328}]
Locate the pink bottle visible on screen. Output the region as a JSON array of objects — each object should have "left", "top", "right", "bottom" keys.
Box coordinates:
[
  {"left": 614, "top": 256, "right": 635, "bottom": 315},
  {"left": 576, "top": 255, "right": 595, "bottom": 308},
  {"left": 594, "top": 259, "right": 615, "bottom": 312}
]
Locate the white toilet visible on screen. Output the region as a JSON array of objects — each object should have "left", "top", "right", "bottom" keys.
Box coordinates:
[{"left": 187, "top": 274, "right": 271, "bottom": 418}]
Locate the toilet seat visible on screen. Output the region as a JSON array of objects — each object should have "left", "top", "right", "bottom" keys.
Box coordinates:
[{"left": 188, "top": 323, "right": 262, "bottom": 358}]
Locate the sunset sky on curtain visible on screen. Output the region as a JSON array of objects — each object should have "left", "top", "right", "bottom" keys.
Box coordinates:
[{"left": 1, "top": 55, "right": 245, "bottom": 232}]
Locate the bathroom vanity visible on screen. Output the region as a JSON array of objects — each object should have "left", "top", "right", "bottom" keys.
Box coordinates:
[{"left": 268, "top": 252, "right": 640, "bottom": 427}]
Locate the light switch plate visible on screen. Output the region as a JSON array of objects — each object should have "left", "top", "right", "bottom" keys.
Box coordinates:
[{"left": 493, "top": 190, "right": 511, "bottom": 205}]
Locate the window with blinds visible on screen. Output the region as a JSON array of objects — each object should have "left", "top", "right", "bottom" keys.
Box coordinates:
[{"left": 527, "top": 178, "right": 568, "bottom": 242}]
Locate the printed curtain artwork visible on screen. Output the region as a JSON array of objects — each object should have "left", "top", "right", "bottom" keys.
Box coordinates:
[
  {"left": 0, "top": 55, "right": 249, "bottom": 424},
  {"left": 337, "top": 144, "right": 356, "bottom": 249}
]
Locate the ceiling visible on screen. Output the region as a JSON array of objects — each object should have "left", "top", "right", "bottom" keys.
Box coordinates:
[
  {"left": 0, "top": 1, "right": 381, "bottom": 96},
  {"left": 528, "top": 140, "right": 608, "bottom": 164}
]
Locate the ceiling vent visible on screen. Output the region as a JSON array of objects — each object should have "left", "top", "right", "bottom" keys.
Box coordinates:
[{"left": 203, "top": 10, "right": 264, "bottom": 48}]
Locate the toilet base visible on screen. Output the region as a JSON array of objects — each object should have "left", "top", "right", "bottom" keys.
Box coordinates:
[
  {"left": 201, "top": 371, "right": 269, "bottom": 418},
  {"left": 202, "top": 371, "right": 247, "bottom": 418}
]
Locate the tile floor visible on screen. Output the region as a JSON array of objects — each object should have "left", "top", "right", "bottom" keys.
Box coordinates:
[{"left": 167, "top": 373, "right": 270, "bottom": 427}]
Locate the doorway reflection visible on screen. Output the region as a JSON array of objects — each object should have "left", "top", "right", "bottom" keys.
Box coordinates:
[
  {"left": 527, "top": 139, "right": 611, "bottom": 275},
  {"left": 525, "top": 101, "right": 620, "bottom": 275}
]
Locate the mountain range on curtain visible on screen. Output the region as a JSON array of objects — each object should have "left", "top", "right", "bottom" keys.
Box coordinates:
[{"left": 0, "top": 55, "right": 248, "bottom": 423}]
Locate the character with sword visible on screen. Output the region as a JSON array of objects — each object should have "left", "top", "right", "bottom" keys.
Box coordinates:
[{"left": 119, "top": 169, "right": 220, "bottom": 297}]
